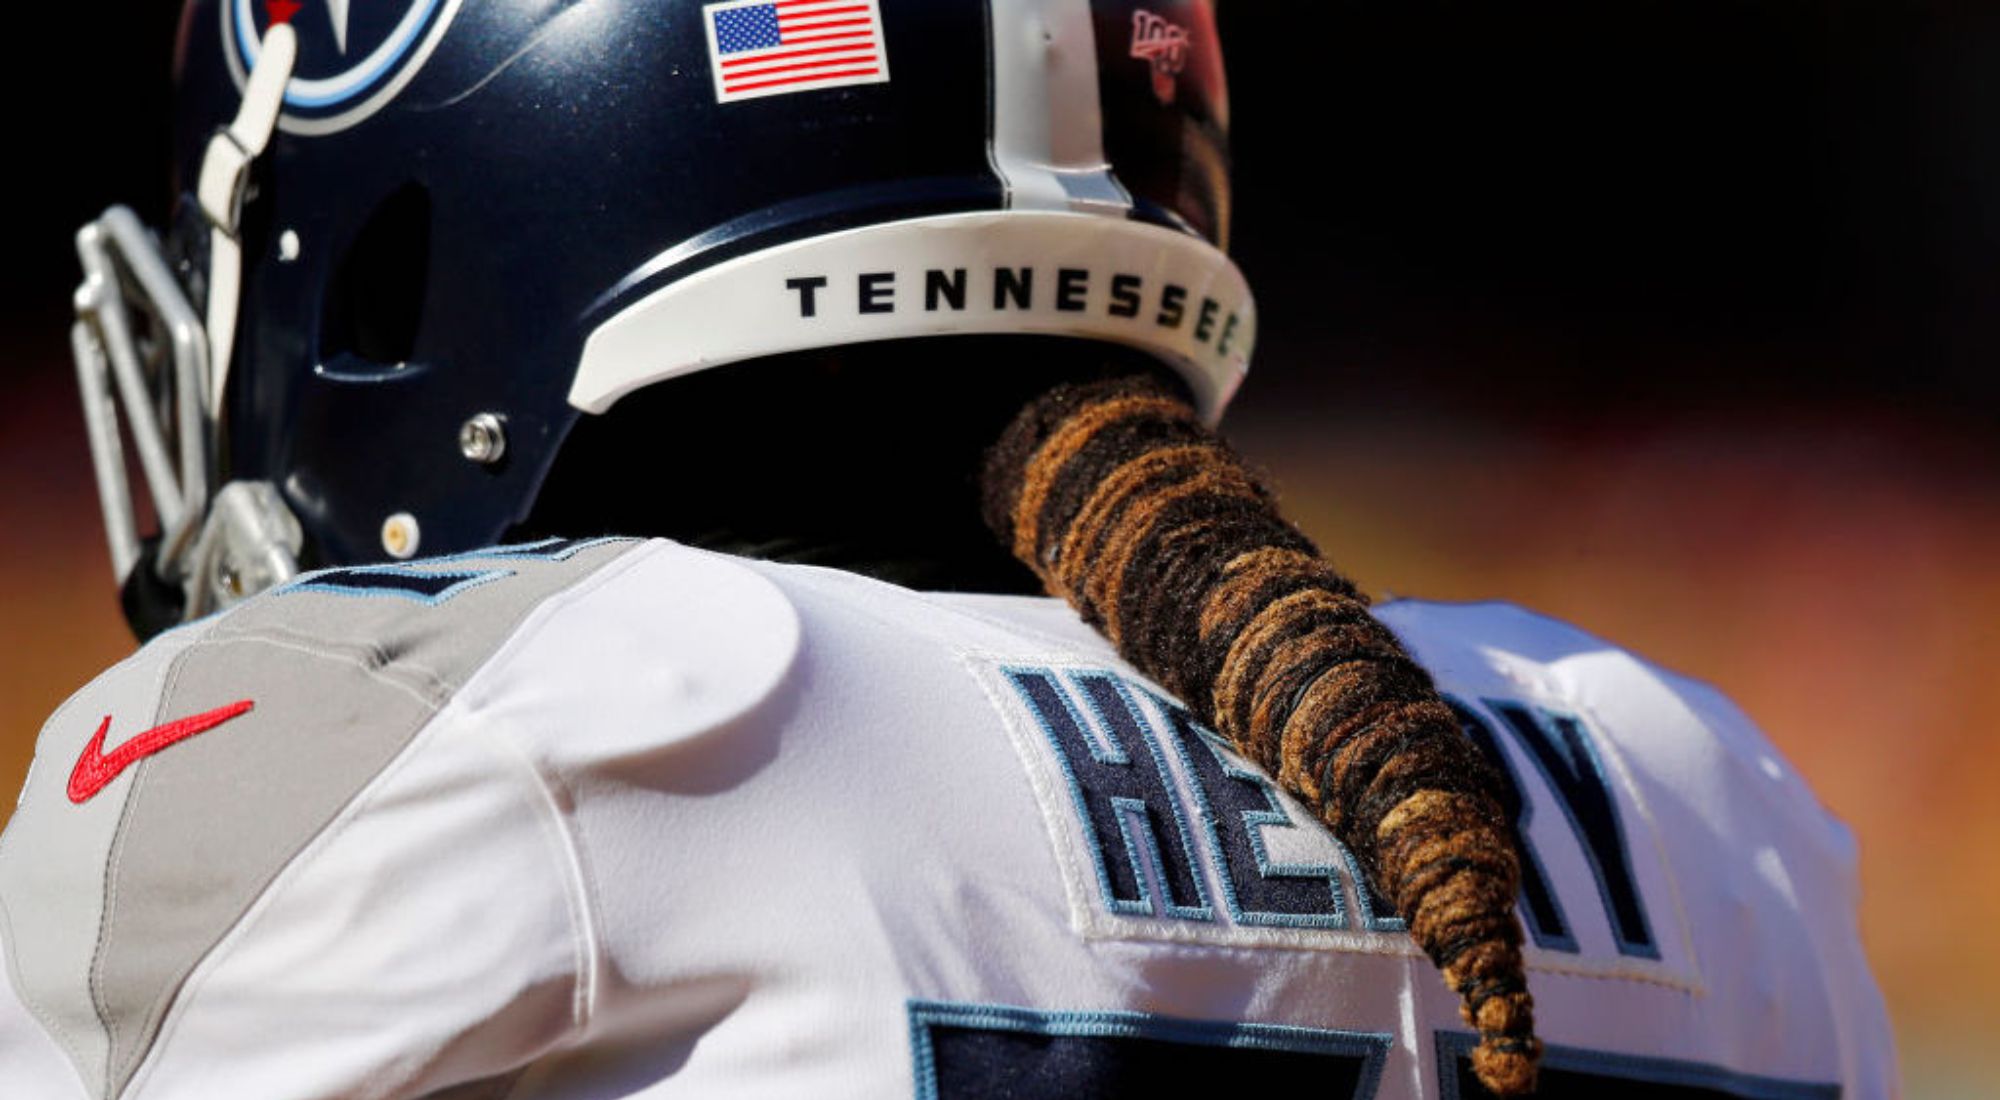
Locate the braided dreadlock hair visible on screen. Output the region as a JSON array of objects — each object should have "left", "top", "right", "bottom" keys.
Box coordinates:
[
  {"left": 980, "top": 372, "right": 1543, "bottom": 1097},
  {"left": 528, "top": 337, "right": 1541, "bottom": 1093}
]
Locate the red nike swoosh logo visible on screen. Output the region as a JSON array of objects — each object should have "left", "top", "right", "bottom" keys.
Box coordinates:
[{"left": 67, "top": 699, "right": 256, "bottom": 804}]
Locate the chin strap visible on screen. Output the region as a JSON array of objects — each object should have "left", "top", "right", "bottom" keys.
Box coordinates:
[{"left": 197, "top": 21, "right": 297, "bottom": 418}]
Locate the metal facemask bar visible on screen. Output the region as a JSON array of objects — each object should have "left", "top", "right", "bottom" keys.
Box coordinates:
[{"left": 70, "top": 24, "right": 303, "bottom": 632}]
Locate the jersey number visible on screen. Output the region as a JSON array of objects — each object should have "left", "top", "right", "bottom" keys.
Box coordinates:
[{"left": 909, "top": 1004, "right": 1837, "bottom": 1100}]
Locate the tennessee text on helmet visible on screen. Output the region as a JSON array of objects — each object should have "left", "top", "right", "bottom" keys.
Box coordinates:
[{"left": 73, "top": 0, "right": 1246, "bottom": 636}]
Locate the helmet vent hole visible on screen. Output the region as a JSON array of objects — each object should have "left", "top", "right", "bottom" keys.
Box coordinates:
[{"left": 320, "top": 181, "right": 431, "bottom": 367}]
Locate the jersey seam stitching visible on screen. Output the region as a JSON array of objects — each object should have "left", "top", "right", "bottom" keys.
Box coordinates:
[
  {"left": 117, "top": 694, "right": 452, "bottom": 1098},
  {"left": 448, "top": 540, "right": 680, "bottom": 1040},
  {"left": 478, "top": 732, "right": 600, "bottom": 1035},
  {"left": 0, "top": 625, "right": 220, "bottom": 1100},
  {"left": 92, "top": 636, "right": 203, "bottom": 1100},
  {"left": 0, "top": 684, "right": 100, "bottom": 1094}
]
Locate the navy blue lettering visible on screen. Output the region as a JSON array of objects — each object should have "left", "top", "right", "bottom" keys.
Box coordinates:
[
  {"left": 1343, "top": 850, "right": 1405, "bottom": 933},
  {"left": 1447, "top": 697, "right": 1576, "bottom": 952},
  {"left": 1007, "top": 670, "right": 1209, "bottom": 919},
  {"left": 1436, "top": 1032, "right": 1838, "bottom": 1099},
  {"left": 1156, "top": 703, "right": 1347, "bottom": 928},
  {"left": 1489, "top": 701, "right": 1657, "bottom": 958},
  {"left": 914, "top": 1002, "right": 1390, "bottom": 1100}
]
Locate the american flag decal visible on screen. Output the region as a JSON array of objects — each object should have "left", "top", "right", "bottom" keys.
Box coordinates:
[{"left": 703, "top": 0, "right": 890, "bottom": 103}]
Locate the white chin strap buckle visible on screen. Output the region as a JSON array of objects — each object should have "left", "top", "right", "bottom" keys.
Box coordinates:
[{"left": 197, "top": 20, "right": 297, "bottom": 420}]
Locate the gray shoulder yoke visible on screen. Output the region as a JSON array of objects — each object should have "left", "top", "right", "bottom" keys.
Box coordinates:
[{"left": 0, "top": 537, "right": 640, "bottom": 1099}]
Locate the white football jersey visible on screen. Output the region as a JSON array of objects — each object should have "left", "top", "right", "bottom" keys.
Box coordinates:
[{"left": 0, "top": 538, "right": 1896, "bottom": 1099}]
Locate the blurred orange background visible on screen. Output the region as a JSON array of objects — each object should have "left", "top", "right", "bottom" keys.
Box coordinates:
[
  {"left": 6, "top": 2, "right": 2000, "bottom": 1096},
  {"left": 6, "top": 358, "right": 1994, "bottom": 1095}
]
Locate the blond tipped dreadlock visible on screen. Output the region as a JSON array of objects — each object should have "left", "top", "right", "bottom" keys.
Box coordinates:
[{"left": 981, "top": 374, "right": 1543, "bottom": 1097}]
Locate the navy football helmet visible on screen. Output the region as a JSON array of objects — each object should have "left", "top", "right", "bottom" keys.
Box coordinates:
[{"left": 71, "top": 0, "right": 1253, "bottom": 637}]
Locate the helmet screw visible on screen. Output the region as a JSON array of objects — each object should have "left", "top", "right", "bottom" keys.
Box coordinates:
[
  {"left": 459, "top": 413, "right": 507, "bottom": 465},
  {"left": 381, "top": 512, "right": 421, "bottom": 560}
]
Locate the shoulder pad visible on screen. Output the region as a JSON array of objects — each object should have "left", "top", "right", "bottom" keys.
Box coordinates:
[{"left": 0, "top": 537, "right": 640, "bottom": 1098}]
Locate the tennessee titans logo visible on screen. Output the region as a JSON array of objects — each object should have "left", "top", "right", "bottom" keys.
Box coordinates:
[{"left": 222, "top": 0, "right": 462, "bottom": 134}]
